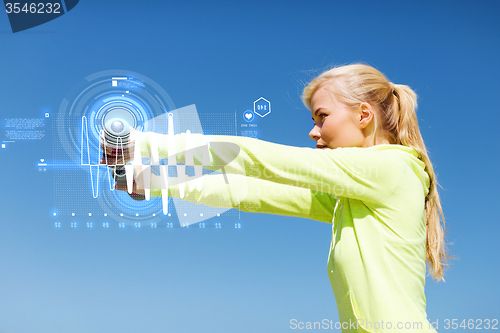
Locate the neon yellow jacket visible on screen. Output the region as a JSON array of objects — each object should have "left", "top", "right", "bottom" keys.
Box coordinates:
[{"left": 138, "top": 132, "right": 436, "bottom": 333}]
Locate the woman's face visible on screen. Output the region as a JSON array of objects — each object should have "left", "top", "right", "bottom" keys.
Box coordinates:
[{"left": 309, "top": 86, "right": 367, "bottom": 149}]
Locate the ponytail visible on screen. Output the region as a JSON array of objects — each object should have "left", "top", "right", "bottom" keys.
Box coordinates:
[
  {"left": 392, "top": 84, "right": 451, "bottom": 281},
  {"left": 303, "top": 64, "right": 452, "bottom": 281}
]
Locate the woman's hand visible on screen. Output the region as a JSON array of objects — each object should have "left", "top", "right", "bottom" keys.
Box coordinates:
[
  {"left": 99, "top": 127, "right": 138, "bottom": 166},
  {"left": 114, "top": 173, "right": 146, "bottom": 196}
]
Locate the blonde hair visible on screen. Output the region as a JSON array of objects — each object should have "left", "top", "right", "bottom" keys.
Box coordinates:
[{"left": 302, "top": 63, "right": 451, "bottom": 281}]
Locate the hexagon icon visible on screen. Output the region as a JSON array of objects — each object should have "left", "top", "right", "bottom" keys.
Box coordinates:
[{"left": 254, "top": 97, "right": 271, "bottom": 117}]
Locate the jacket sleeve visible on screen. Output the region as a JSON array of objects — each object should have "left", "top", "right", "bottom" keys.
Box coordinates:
[
  {"left": 154, "top": 173, "right": 336, "bottom": 223},
  {"left": 138, "top": 132, "right": 405, "bottom": 204}
]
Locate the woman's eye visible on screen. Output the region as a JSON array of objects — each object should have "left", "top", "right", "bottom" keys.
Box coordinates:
[{"left": 312, "top": 114, "right": 326, "bottom": 124}]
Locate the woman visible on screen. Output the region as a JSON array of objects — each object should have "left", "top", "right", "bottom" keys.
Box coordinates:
[{"left": 103, "top": 64, "right": 449, "bottom": 332}]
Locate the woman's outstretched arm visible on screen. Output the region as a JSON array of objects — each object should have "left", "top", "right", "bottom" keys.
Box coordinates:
[
  {"left": 135, "top": 131, "right": 406, "bottom": 204},
  {"left": 119, "top": 170, "right": 336, "bottom": 223}
]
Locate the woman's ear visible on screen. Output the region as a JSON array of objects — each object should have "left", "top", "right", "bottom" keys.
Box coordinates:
[{"left": 358, "top": 102, "right": 374, "bottom": 129}]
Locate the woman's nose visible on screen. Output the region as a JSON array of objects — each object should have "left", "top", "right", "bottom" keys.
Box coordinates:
[{"left": 309, "top": 125, "right": 321, "bottom": 140}]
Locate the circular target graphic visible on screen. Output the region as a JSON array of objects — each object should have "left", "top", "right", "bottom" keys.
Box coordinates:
[
  {"left": 56, "top": 70, "right": 176, "bottom": 219},
  {"left": 57, "top": 69, "right": 175, "bottom": 163}
]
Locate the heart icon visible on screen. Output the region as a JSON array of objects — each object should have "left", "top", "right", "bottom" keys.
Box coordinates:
[
  {"left": 245, "top": 113, "right": 252, "bottom": 119},
  {"left": 40, "top": 159, "right": 45, "bottom": 162}
]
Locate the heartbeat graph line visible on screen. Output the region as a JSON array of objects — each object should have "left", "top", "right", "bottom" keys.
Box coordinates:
[{"left": 80, "top": 113, "right": 218, "bottom": 215}]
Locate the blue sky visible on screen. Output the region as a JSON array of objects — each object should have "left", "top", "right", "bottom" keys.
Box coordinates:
[{"left": 0, "top": 1, "right": 499, "bottom": 332}]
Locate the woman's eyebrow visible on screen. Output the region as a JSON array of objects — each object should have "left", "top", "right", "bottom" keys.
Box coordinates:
[
  {"left": 314, "top": 108, "right": 323, "bottom": 117},
  {"left": 312, "top": 108, "right": 321, "bottom": 121}
]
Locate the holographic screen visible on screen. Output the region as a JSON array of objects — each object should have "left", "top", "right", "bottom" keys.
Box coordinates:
[{"left": 54, "top": 70, "right": 241, "bottom": 227}]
